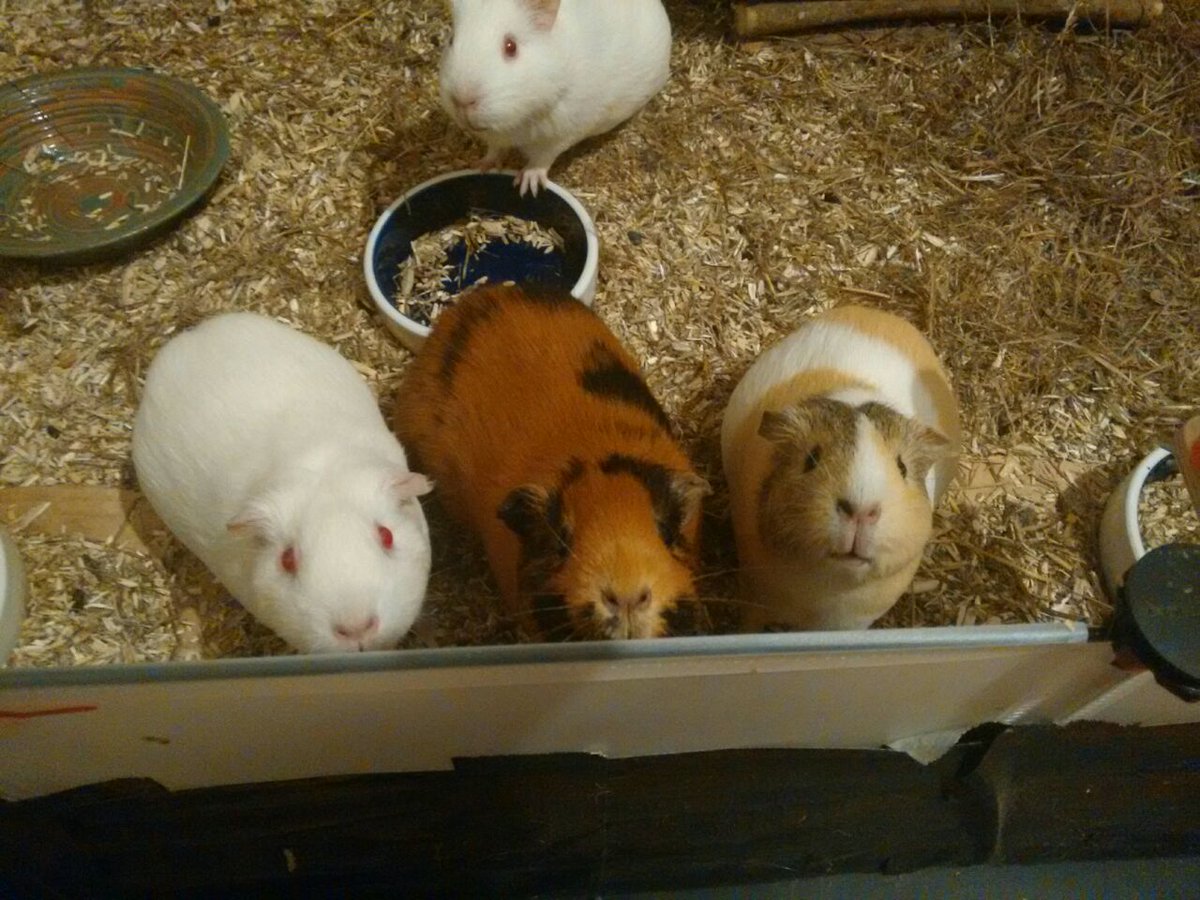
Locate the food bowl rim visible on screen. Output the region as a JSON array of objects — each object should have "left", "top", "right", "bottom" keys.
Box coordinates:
[
  {"left": 1099, "top": 445, "right": 1174, "bottom": 600},
  {"left": 362, "top": 169, "right": 599, "bottom": 342}
]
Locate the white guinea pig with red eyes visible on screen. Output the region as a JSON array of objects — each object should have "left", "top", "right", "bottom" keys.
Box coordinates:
[
  {"left": 132, "top": 312, "right": 433, "bottom": 654},
  {"left": 438, "top": 0, "right": 672, "bottom": 196},
  {"left": 721, "top": 305, "right": 961, "bottom": 632}
]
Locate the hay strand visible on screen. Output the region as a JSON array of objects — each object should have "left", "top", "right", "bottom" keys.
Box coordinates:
[{"left": 2, "top": 0, "right": 1198, "bottom": 664}]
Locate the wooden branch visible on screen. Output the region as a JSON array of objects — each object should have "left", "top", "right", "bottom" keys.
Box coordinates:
[
  {"left": 0, "top": 486, "right": 165, "bottom": 556},
  {"left": 733, "top": 0, "right": 1164, "bottom": 37}
]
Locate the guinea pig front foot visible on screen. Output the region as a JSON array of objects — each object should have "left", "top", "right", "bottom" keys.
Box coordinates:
[{"left": 515, "top": 167, "right": 549, "bottom": 197}]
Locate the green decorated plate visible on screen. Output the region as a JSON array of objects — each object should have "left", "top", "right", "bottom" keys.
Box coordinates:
[{"left": 0, "top": 67, "right": 230, "bottom": 262}]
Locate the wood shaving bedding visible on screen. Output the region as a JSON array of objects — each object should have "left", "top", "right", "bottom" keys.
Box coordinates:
[
  {"left": 393, "top": 213, "right": 564, "bottom": 325},
  {"left": 2, "top": 0, "right": 1198, "bottom": 665}
]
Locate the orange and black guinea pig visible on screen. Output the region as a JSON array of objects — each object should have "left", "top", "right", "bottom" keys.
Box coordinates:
[{"left": 394, "top": 282, "right": 710, "bottom": 640}]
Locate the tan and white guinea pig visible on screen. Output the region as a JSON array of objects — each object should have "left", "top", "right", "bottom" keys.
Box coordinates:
[
  {"left": 720, "top": 305, "right": 961, "bottom": 632},
  {"left": 394, "top": 283, "right": 710, "bottom": 640},
  {"left": 132, "top": 312, "right": 433, "bottom": 654},
  {"left": 438, "top": 0, "right": 672, "bottom": 196}
]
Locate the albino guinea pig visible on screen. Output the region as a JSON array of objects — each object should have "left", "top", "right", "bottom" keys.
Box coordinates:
[
  {"left": 394, "top": 283, "right": 709, "bottom": 640},
  {"left": 720, "top": 305, "right": 961, "bottom": 632},
  {"left": 132, "top": 312, "right": 433, "bottom": 654},
  {"left": 439, "top": 0, "right": 672, "bottom": 196}
]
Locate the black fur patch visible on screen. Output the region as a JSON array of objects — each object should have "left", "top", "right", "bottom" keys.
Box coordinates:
[
  {"left": 599, "top": 453, "right": 684, "bottom": 547},
  {"left": 578, "top": 340, "right": 673, "bottom": 433},
  {"left": 531, "top": 592, "right": 573, "bottom": 641},
  {"left": 500, "top": 459, "right": 590, "bottom": 638},
  {"left": 497, "top": 486, "right": 549, "bottom": 540},
  {"left": 663, "top": 598, "right": 701, "bottom": 636},
  {"left": 438, "top": 292, "right": 499, "bottom": 386}
]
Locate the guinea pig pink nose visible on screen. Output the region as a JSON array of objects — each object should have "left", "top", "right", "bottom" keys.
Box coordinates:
[
  {"left": 334, "top": 615, "right": 379, "bottom": 641},
  {"left": 601, "top": 588, "right": 652, "bottom": 612},
  {"left": 837, "top": 498, "right": 881, "bottom": 524}
]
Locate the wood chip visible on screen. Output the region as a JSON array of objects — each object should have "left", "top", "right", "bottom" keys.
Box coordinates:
[{"left": 3, "top": 1, "right": 1198, "bottom": 664}]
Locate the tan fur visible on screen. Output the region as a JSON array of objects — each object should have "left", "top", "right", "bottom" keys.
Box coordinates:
[
  {"left": 727, "top": 368, "right": 868, "bottom": 561},
  {"left": 395, "top": 284, "right": 706, "bottom": 640},
  {"left": 820, "top": 306, "right": 962, "bottom": 448},
  {"left": 721, "top": 305, "right": 961, "bottom": 632}
]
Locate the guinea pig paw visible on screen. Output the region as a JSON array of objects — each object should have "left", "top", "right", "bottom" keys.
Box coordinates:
[{"left": 515, "top": 167, "right": 548, "bottom": 197}]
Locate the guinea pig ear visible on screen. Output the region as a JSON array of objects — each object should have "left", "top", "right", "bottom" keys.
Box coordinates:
[
  {"left": 226, "top": 501, "right": 276, "bottom": 541},
  {"left": 759, "top": 399, "right": 843, "bottom": 447},
  {"left": 387, "top": 471, "right": 434, "bottom": 504},
  {"left": 497, "top": 484, "right": 552, "bottom": 541},
  {"left": 758, "top": 404, "right": 816, "bottom": 446},
  {"left": 521, "top": 0, "right": 560, "bottom": 29},
  {"left": 758, "top": 409, "right": 796, "bottom": 445},
  {"left": 902, "top": 423, "right": 954, "bottom": 479},
  {"left": 670, "top": 471, "right": 712, "bottom": 530}
]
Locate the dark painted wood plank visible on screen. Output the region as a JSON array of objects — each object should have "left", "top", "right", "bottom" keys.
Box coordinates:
[
  {"left": 1, "top": 748, "right": 973, "bottom": 897},
  {"left": 4, "top": 724, "right": 1200, "bottom": 897},
  {"left": 968, "top": 722, "right": 1200, "bottom": 863}
]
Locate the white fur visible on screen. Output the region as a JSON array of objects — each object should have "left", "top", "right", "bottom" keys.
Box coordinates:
[
  {"left": 132, "top": 313, "right": 432, "bottom": 654},
  {"left": 439, "top": 0, "right": 672, "bottom": 194},
  {"left": 721, "top": 311, "right": 960, "bottom": 632},
  {"left": 722, "top": 320, "right": 956, "bottom": 503},
  {"left": 848, "top": 418, "right": 888, "bottom": 511}
]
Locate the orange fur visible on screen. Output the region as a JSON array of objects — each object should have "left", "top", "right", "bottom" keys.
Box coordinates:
[{"left": 395, "top": 284, "right": 707, "bottom": 640}]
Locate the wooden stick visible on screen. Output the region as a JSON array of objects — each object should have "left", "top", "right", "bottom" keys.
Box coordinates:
[
  {"left": 1174, "top": 415, "right": 1200, "bottom": 518},
  {"left": 733, "top": 0, "right": 1164, "bottom": 37},
  {"left": 0, "top": 486, "right": 166, "bottom": 556}
]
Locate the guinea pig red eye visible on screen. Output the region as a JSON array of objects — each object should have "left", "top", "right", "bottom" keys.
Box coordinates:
[
  {"left": 804, "top": 446, "right": 821, "bottom": 473},
  {"left": 280, "top": 546, "right": 297, "bottom": 574},
  {"left": 503, "top": 36, "right": 517, "bottom": 59},
  {"left": 896, "top": 455, "right": 908, "bottom": 478},
  {"left": 378, "top": 525, "right": 394, "bottom": 549}
]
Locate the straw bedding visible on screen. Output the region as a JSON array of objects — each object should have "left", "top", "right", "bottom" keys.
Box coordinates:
[{"left": 1, "top": 0, "right": 1197, "bottom": 665}]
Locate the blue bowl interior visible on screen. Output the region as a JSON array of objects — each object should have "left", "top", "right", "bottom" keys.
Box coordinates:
[{"left": 370, "top": 173, "right": 590, "bottom": 317}]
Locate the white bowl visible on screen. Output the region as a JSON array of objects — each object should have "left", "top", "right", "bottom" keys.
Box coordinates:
[
  {"left": 363, "top": 169, "right": 599, "bottom": 353},
  {"left": 1098, "top": 445, "right": 1175, "bottom": 601},
  {"left": 1, "top": 525, "right": 26, "bottom": 665}
]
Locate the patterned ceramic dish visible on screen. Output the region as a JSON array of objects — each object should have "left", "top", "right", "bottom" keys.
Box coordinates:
[{"left": 0, "top": 67, "right": 230, "bottom": 262}]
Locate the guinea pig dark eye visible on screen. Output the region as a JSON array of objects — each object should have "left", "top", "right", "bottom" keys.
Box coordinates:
[
  {"left": 803, "top": 446, "right": 821, "bottom": 473},
  {"left": 503, "top": 35, "right": 517, "bottom": 59},
  {"left": 378, "top": 525, "right": 394, "bottom": 550},
  {"left": 280, "top": 546, "right": 297, "bottom": 574},
  {"left": 896, "top": 455, "right": 908, "bottom": 479}
]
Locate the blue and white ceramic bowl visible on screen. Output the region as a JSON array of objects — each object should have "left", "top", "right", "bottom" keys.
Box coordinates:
[{"left": 363, "top": 170, "right": 599, "bottom": 353}]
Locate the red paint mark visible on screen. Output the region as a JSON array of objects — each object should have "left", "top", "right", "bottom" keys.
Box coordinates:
[
  {"left": 0, "top": 705, "right": 98, "bottom": 719},
  {"left": 1190, "top": 438, "right": 1200, "bottom": 473}
]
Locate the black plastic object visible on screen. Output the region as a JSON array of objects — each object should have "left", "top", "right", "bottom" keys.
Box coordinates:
[
  {"left": 1113, "top": 543, "right": 1200, "bottom": 701},
  {"left": 368, "top": 172, "right": 589, "bottom": 311}
]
